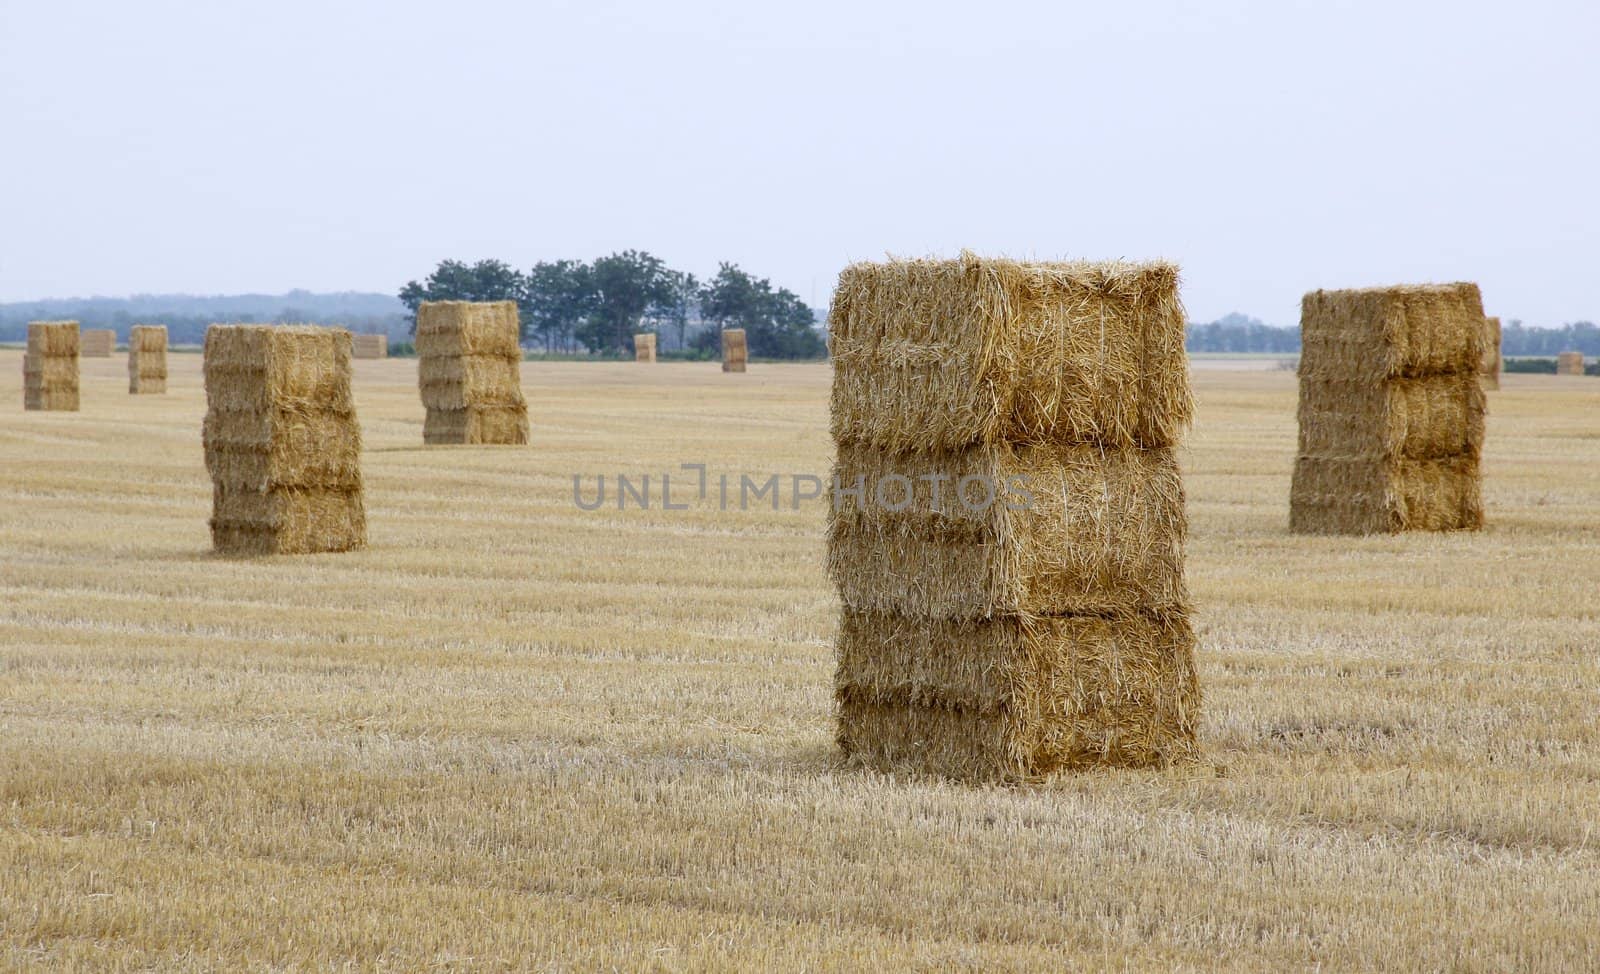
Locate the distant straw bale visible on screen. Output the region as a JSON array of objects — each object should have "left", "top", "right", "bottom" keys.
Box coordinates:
[
  {"left": 202, "top": 325, "right": 366, "bottom": 555},
  {"left": 352, "top": 334, "right": 388, "bottom": 359},
  {"left": 635, "top": 333, "right": 657, "bottom": 363},
  {"left": 415, "top": 301, "right": 528, "bottom": 445},
  {"left": 722, "top": 328, "right": 747, "bottom": 373},
  {"left": 1556, "top": 351, "right": 1585, "bottom": 376},
  {"left": 1290, "top": 283, "right": 1485, "bottom": 534},
  {"left": 24, "top": 321, "right": 80, "bottom": 411},
  {"left": 1481, "top": 316, "right": 1501, "bottom": 390},
  {"left": 128, "top": 324, "right": 168, "bottom": 394},
  {"left": 80, "top": 328, "right": 116, "bottom": 357}
]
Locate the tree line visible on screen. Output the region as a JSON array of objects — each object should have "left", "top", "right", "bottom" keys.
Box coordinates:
[
  {"left": 1186, "top": 313, "right": 1600, "bottom": 356},
  {"left": 399, "top": 253, "right": 826, "bottom": 359}
]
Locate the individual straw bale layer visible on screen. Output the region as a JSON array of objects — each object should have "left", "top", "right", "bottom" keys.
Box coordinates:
[
  {"left": 829, "top": 254, "right": 1191, "bottom": 453},
  {"left": 828, "top": 441, "right": 1187, "bottom": 619},
  {"left": 415, "top": 301, "right": 521, "bottom": 359},
  {"left": 635, "top": 333, "right": 657, "bottom": 362},
  {"left": 203, "top": 326, "right": 356, "bottom": 413},
  {"left": 128, "top": 325, "right": 168, "bottom": 394},
  {"left": 422, "top": 405, "right": 530, "bottom": 446},
  {"left": 722, "top": 328, "right": 747, "bottom": 372},
  {"left": 1481, "top": 317, "right": 1501, "bottom": 390},
  {"left": 1289, "top": 455, "right": 1482, "bottom": 534},
  {"left": 835, "top": 610, "right": 1199, "bottom": 782},
  {"left": 418, "top": 354, "right": 526, "bottom": 410},
  {"left": 81, "top": 329, "right": 116, "bottom": 357},
  {"left": 208, "top": 486, "right": 366, "bottom": 555},
  {"left": 1296, "top": 373, "right": 1485, "bottom": 461},
  {"left": 24, "top": 322, "right": 80, "bottom": 411},
  {"left": 1299, "top": 283, "right": 1485, "bottom": 381},
  {"left": 352, "top": 334, "right": 388, "bottom": 359},
  {"left": 1556, "top": 351, "right": 1585, "bottom": 376},
  {"left": 203, "top": 407, "right": 363, "bottom": 491}
]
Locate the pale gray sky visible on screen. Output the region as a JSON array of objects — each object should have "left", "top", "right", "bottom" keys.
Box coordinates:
[{"left": 2, "top": 0, "right": 1595, "bottom": 325}]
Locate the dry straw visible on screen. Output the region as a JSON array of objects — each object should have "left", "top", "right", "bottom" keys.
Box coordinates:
[
  {"left": 202, "top": 325, "right": 366, "bottom": 555},
  {"left": 128, "top": 324, "right": 168, "bottom": 394},
  {"left": 1481, "top": 316, "right": 1501, "bottom": 390},
  {"left": 634, "top": 333, "right": 657, "bottom": 363},
  {"left": 1556, "top": 350, "right": 1585, "bottom": 376},
  {"left": 23, "top": 321, "right": 80, "bottom": 411},
  {"left": 1290, "top": 283, "right": 1485, "bottom": 534},
  {"left": 722, "top": 328, "right": 747, "bottom": 373},
  {"left": 352, "top": 333, "right": 388, "bottom": 359},
  {"left": 415, "top": 301, "right": 528, "bottom": 445},
  {"left": 827, "top": 253, "right": 1197, "bottom": 783},
  {"left": 80, "top": 328, "right": 116, "bottom": 357}
]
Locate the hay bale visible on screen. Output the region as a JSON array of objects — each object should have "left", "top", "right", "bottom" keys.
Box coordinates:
[
  {"left": 1556, "top": 350, "right": 1586, "bottom": 376},
  {"left": 128, "top": 324, "right": 168, "bottom": 394},
  {"left": 80, "top": 328, "right": 116, "bottom": 357},
  {"left": 202, "top": 325, "right": 366, "bottom": 555},
  {"left": 1290, "top": 283, "right": 1485, "bottom": 535},
  {"left": 415, "top": 301, "right": 528, "bottom": 445},
  {"left": 721, "top": 328, "right": 747, "bottom": 373},
  {"left": 826, "top": 255, "right": 1197, "bottom": 783},
  {"left": 1481, "top": 316, "right": 1501, "bottom": 390},
  {"left": 352, "top": 333, "right": 388, "bottom": 359},
  {"left": 23, "top": 321, "right": 80, "bottom": 411},
  {"left": 634, "top": 333, "right": 657, "bottom": 363}
]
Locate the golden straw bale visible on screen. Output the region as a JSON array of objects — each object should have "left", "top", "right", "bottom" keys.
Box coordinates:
[
  {"left": 635, "top": 333, "right": 657, "bottom": 363},
  {"left": 722, "top": 328, "right": 747, "bottom": 373},
  {"left": 128, "top": 324, "right": 168, "bottom": 394},
  {"left": 414, "top": 301, "right": 527, "bottom": 445},
  {"left": 415, "top": 301, "right": 521, "bottom": 359},
  {"left": 1481, "top": 317, "right": 1501, "bottom": 390},
  {"left": 1556, "top": 351, "right": 1585, "bottom": 376},
  {"left": 80, "top": 328, "right": 116, "bottom": 357},
  {"left": 24, "top": 321, "right": 80, "bottom": 411},
  {"left": 352, "top": 334, "right": 388, "bottom": 359}
]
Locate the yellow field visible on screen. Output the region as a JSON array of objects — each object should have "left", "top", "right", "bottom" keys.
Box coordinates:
[{"left": 2, "top": 350, "right": 1598, "bottom": 971}]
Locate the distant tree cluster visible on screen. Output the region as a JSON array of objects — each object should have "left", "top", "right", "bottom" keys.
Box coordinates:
[
  {"left": 1500, "top": 319, "right": 1600, "bottom": 356},
  {"left": 399, "top": 254, "right": 826, "bottom": 359},
  {"left": 1185, "top": 313, "right": 1600, "bottom": 358}
]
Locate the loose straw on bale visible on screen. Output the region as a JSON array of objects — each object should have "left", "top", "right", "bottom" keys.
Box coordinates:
[
  {"left": 721, "top": 328, "right": 747, "bottom": 373},
  {"left": 23, "top": 321, "right": 80, "bottom": 411},
  {"left": 1481, "top": 316, "right": 1501, "bottom": 390},
  {"left": 202, "top": 325, "right": 366, "bottom": 555},
  {"left": 128, "top": 324, "right": 168, "bottom": 394},
  {"left": 1556, "top": 351, "right": 1586, "bottom": 376},
  {"left": 634, "top": 333, "right": 656, "bottom": 363},
  {"left": 80, "top": 328, "right": 116, "bottom": 357},
  {"left": 1290, "top": 283, "right": 1485, "bottom": 534},
  {"left": 415, "top": 301, "right": 528, "bottom": 445},
  {"left": 827, "top": 253, "right": 1198, "bottom": 783}
]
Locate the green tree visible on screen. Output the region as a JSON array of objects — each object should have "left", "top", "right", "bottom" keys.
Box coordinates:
[
  {"left": 698, "top": 263, "right": 825, "bottom": 359},
  {"left": 398, "top": 259, "right": 528, "bottom": 335},
  {"left": 525, "top": 260, "right": 595, "bottom": 353},
  {"left": 579, "top": 250, "right": 674, "bottom": 355},
  {"left": 654, "top": 270, "right": 700, "bottom": 352}
]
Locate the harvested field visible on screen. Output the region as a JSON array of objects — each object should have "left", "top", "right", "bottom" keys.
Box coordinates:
[{"left": 1, "top": 354, "right": 1599, "bottom": 970}]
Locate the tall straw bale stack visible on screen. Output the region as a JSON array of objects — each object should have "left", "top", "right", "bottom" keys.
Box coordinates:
[
  {"left": 827, "top": 253, "right": 1198, "bottom": 783},
  {"left": 1290, "top": 283, "right": 1485, "bottom": 535},
  {"left": 128, "top": 324, "right": 168, "bottom": 394},
  {"left": 81, "top": 328, "right": 116, "bottom": 357},
  {"left": 1481, "top": 316, "right": 1501, "bottom": 390},
  {"left": 721, "top": 328, "right": 747, "bottom": 372},
  {"left": 23, "top": 321, "right": 80, "bottom": 411},
  {"left": 352, "top": 333, "right": 388, "bottom": 359},
  {"left": 1556, "top": 351, "right": 1585, "bottom": 376},
  {"left": 202, "top": 325, "right": 366, "bottom": 555},
  {"left": 634, "top": 333, "right": 657, "bottom": 363},
  {"left": 415, "top": 301, "right": 528, "bottom": 445}
]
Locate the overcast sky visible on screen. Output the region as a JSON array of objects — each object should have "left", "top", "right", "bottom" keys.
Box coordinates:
[{"left": 2, "top": 0, "right": 1595, "bottom": 326}]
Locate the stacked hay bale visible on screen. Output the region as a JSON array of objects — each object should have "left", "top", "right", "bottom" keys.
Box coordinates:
[
  {"left": 1290, "top": 283, "right": 1485, "bottom": 535},
  {"left": 826, "top": 254, "right": 1198, "bottom": 782},
  {"left": 1556, "top": 351, "right": 1586, "bottom": 376},
  {"left": 634, "top": 333, "right": 657, "bottom": 363},
  {"left": 721, "top": 328, "right": 748, "bottom": 373},
  {"left": 416, "top": 300, "right": 528, "bottom": 445},
  {"left": 352, "top": 334, "right": 388, "bottom": 359},
  {"left": 1481, "top": 316, "right": 1501, "bottom": 390},
  {"left": 128, "top": 324, "right": 168, "bottom": 394},
  {"left": 81, "top": 328, "right": 116, "bottom": 357},
  {"left": 202, "top": 325, "right": 366, "bottom": 554},
  {"left": 23, "top": 321, "right": 80, "bottom": 411}
]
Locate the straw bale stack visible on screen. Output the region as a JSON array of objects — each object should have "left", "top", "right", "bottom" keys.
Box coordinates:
[
  {"left": 1556, "top": 351, "right": 1586, "bottom": 376},
  {"left": 24, "top": 321, "right": 80, "bottom": 411},
  {"left": 416, "top": 301, "right": 528, "bottom": 445},
  {"left": 202, "top": 325, "right": 366, "bottom": 555},
  {"left": 1290, "top": 283, "right": 1485, "bottom": 534},
  {"left": 635, "top": 333, "right": 657, "bottom": 363},
  {"left": 1481, "top": 316, "right": 1501, "bottom": 390},
  {"left": 128, "top": 324, "right": 168, "bottom": 394},
  {"left": 722, "top": 328, "right": 747, "bottom": 372},
  {"left": 827, "top": 253, "right": 1198, "bottom": 782},
  {"left": 81, "top": 328, "right": 116, "bottom": 357},
  {"left": 352, "top": 333, "right": 388, "bottom": 359}
]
